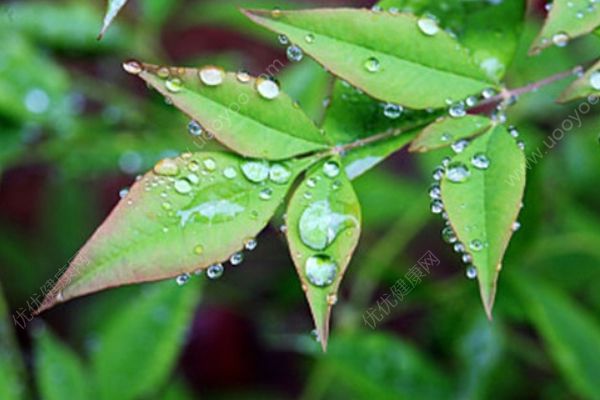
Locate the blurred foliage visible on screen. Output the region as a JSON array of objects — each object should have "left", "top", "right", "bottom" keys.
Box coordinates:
[{"left": 0, "top": 0, "right": 599, "bottom": 399}]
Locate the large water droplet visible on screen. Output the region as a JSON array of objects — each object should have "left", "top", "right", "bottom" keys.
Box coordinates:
[
  {"left": 123, "top": 60, "right": 142, "bottom": 75},
  {"left": 241, "top": 160, "right": 270, "bottom": 182},
  {"left": 199, "top": 66, "right": 224, "bottom": 86},
  {"left": 269, "top": 164, "right": 291, "bottom": 184},
  {"left": 417, "top": 16, "right": 439, "bottom": 36},
  {"left": 299, "top": 200, "right": 357, "bottom": 250},
  {"left": 305, "top": 254, "right": 338, "bottom": 287},
  {"left": 174, "top": 179, "right": 192, "bottom": 194},
  {"left": 207, "top": 264, "right": 224, "bottom": 279},
  {"left": 471, "top": 153, "right": 490, "bottom": 170},
  {"left": 322, "top": 160, "right": 340, "bottom": 178},
  {"left": 364, "top": 57, "right": 380, "bottom": 73},
  {"left": 256, "top": 77, "right": 280, "bottom": 100},
  {"left": 154, "top": 158, "right": 179, "bottom": 176},
  {"left": 446, "top": 162, "right": 471, "bottom": 183}
]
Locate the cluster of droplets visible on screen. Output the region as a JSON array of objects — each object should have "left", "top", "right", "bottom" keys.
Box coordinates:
[
  {"left": 537, "top": 1, "right": 599, "bottom": 52},
  {"left": 277, "top": 33, "right": 316, "bottom": 63}
]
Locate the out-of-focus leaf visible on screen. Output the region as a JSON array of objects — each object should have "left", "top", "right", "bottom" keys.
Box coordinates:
[
  {"left": 0, "top": 283, "right": 25, "bottom": 400},
  {"left": 38, "top": 152, "right": 316, "bottom": 311},
  {"left": 133, "top": 62, "right": 329, "bottom": 159},
  {"left": 99, "top": 0, "right": 129, "bottom": 40},
  {"left": 558, "top": 59, "right": 600, "bottom": 102},
  {"left": 140, "top": 0, "right": 181, "bottom": 28},
  {"left": 409, "top": 115, "right": 492, "bottom": 153},
  {"left": 512, "top": 276, "right": 600, "bottom": 400},
  {"left": 278, "top": 59, "right": 331, "bottom": 122},
  {"left": 162, "top": 379, "right": 196, "bottom": 400},
  {"left": 325, "top": 332, "right": 451, "bottom": 399},
  {"left": 441, "top": 125, "right": 525, "bottom": 318},
  {"left": 286, "top": 158, "right": 361, "bottom": 350},
  {"left": 377, "top": 0, "right": 526, "bottom": 80},
  {"left": 530, "top": 0, "right": 600, "bottom": 54},
  {"left": 34, "top": 328, "right": 88, "bottom": 400},
  {"left": 92, "top": 280, "right": 202, "bottom": 400},
  {"left": 244, "top": 8, "right": 497, "bottom": 109},
  {"left": 342, "top": 130, "right": 417, "bottom": 180}
]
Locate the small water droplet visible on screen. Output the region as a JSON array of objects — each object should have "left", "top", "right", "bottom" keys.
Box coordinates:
[
  {"left": 278, "top": 34, "right": 289, "bottom": 45},
  {"left": 512, "top": 221, "right": 521, "bottom": 232},
  {"left": 451, "top": 139, "right": 470, "bottom": 153},
  {"left": 119, "top": 188, "right": 129, "bottom": 198},
  {"left": 446, "top": 162, "right": 471, "bottom": 183},
  {"left": 230, "top": 252, "right": 244, "bottom": 265},
  {"left": 481, "top": 88, "right": 496, "bottom": 99},
  {"left": 203, "top": 158, "right": 217, "bottom": 171},
  {"left": 174, "top": 179, "right": 192, "bottom": 194},
  {"left": 429, "top": 184, "right": 441, "bottom": 200},
  {"left": 417, "top": 16, "right": 439, "bottom": 36},
  {"left": 462, "top": 253, "right": 472, "bottom": 264},
  {"left": 327, "top": 293, "right": 338, "bottom": 305},
  {"left": 589, "top": 70, "right": 600, "bottom": 90},
  {"left": 449, "top": 102, "right": 466, "bottom": 118},
  {"left": 454, "top": 242, "right": 465, "bottom": 253},
  {"left": 259, "top": 188, "right": 273, "bottom": 200},
  {"left": 242, "top": 160, "right": 270, "bottom": 182},
  {"left": 154, "top": 158, "right": 179, "bottom": 176},
  {"left": 256, "top": 77, "right": 280, "bottom": 100},
  {"left": 364, "top": 57, "right": 380, "bottom": 73},
  {"left": 199, "top": 65, "right": 225, "bottom": 86},
  {"left": 517, "top": 140, "right": 525, "bottom": 150},
  {"left": 269, "top": 164, "right": 292, "bottom": 184},
  {"left": 552, "top": 32, "right": 569, "bottom": 47},
  {"left": 176, "top": 273, "right": 190, "bottom": 286},
  {"left": 383, "top": 103, "right": 403, "bottom": 119},
  {"left": 157, "top": 67, "right": 170, "bottom": 79},
  {"left": 305, "top": 254, "right": 337, "bottom": 287},
  {"left": 236, "top": 70, "right": 251, "bottom": 83},
  {"left": 466, "top": 266, "right": 477, "bottom": 279},
  {"left": 188, "top": 120, "right": 203, "bottom": 136},
  {"left": 471, "top": 153, "right": 490, "bottom": 170},
  {"left": 223, "top": 166, "right": 237, "bottom": 179},
  {"left": 323, "top": 160, "right": 340, "bottom": 178},
  {"left": 305, "top": 33, "right": 315, "bottom": 43},
  {"left": 432, "top": 167, "right": 445, "bottom": 181},
  {"left": 244, "top": 237, "right": 257, "bottom": 251},
  {"left": 166, "top": 77, "right": 183, "bottom": 93},
  {"left": 442, "top": 226, "right": 457, "bottom": 243},
  {"left": 465, "top": 96, "right": 478, "bottom": 107},
  {"left": 286, "top": 45, "right": 304, "bottom": 62},
  {"left": 123, "top": 60, "right": 142, "bottom": 75},
  {"left": 431, "top": 199, "right": 444, "bottom": 214},
  {"left": 207, "top": 264, "right": 224, "bottom": 279},
  {"left": 469, "top": 239, "right": 484, "bottom": 252}
]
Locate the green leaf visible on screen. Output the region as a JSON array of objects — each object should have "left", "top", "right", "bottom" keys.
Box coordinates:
[
  {"left": 529, "top": 0, "right": 600, "bottom": 54},
  {"left": 243, "top": 8, "right": 497, "bottom": 109},
  {"left": 132, "top": 62, "right": 329, "bottom": 160},
  {"left": 409, "top": 115, "right": 492, "bottom": 153},
  {"left": 343, "top": 130, "right": 417, "bottom": 180},
  {"left": 0, "top": 283, "right": 26, "bottom": 400},
  {"left": 325, "top": 332, "right": 451, "bottom": 399},
  {"left": 285, "top": 158, "right": 361, "bottom": 350},
  {"left": 34, "top": 328, "right": 89, "bottom": 400},
  {"left": 91, "top": 280, "right": 202, "bottom": 400},
  {"left": 511, "top": 276, "right": 600, "bottom": 400},
  {"left": 38, "top": 152, "right": 316, "bottom": 311},
  {"left": 441, "top": 124, "right": 525, "bottom": 318},
  {"left": 99, "top": 0, "right": 129, "bottom": 40},
  {"left": 558, "top": 59, "right": 600, "bottom": 102}
]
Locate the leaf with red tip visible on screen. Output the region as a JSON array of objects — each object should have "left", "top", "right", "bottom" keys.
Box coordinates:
[
  {"left": 285, "top": 157, "right": 361, "bottom": 350},
  {"left": 126, "top": 62, "right": 329, "bottom": 160},
  {"left": 38, "top": 152, "right": 316, "bottom": 313}
]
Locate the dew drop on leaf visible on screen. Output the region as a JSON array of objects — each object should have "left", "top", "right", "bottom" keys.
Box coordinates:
[
  {"left": 589, "top": 71, "right": 600, "bottom": 90},
  {"left": 445, "top": 162, "right": 471, "bottom": 183},
  {"left": 153, "top": 158, "right": 179, "bottom": 176},
  {"left": 471, "top": 153, "right": 490, "bottom": 170},
  {"left": 305, "top": 254, "right": 338, "bottom": 287},
  {"left": 286, "top": 45, "right": 304, "bottom": 62},
  {"left": 469, "top": 239, "right": 484, "bottom": 252},
  {"left": 417, "top": 16, "right": 439, "bottom": 36},
  {"left": 364, "top": 57, "right": 380, "bottom": 73},
  {"left": 174, "top": 179, "right": 192, "bottom": 194},
  {"left": 165, "top": 77, "right": 183, "bottom": 93},
  {"left": 188, "top": 120, "right": 203, "bottom": 137},
  {"left": 207, "top": 264, "right": 224, "bottom": 279},
  {"left": 198, "top": 66, "right": 225, "bottom": 86},
  {"left": 466, "top": 266, "right": 478, "bottom": 279},
  {"left": 175, "top": 273, "right": 190, "bottom": 286},
  {"left": 298, "top": 200, "right": 357, "bottom": 250},
  {"left": 442, "top": 225, "right": 457, "bottom": 243},
  {"left": 278, "top": 34, "right": 289, "bottom": 45},
  {"left": 230, "top": 252, "right": 244, "bottom": 265},
  {"left": 203, "top": 158, "right": 217, "bottom": 171},
  {"left": 122, "top": 60, "right": 142, "bottom": 75},
  {"left": 223, "top": 166, "right": 237, "bottom": 179},
  {"left": 269, "top": 163, "right": 291, "bottom": 184},
  {"left": 551, "top": 32, "right": 569, "bottom": 47},
  {"left": 259, "top": 188, "right": 273, "bottom": 200},
  {"left": 256, "top": 77, "right": 280, "bottom": 99},
  {"left": 194, "top": 245, "right": 204, "bottom": 255},
  {"left": 305, "top": 33, "right": 315, "bottom": 43},
  {"left": 451, "top": 139, "right": 470, "bottom": 153},
  {"left": 241, "top": 160, "right": 270, "bottom": 183},
  {"left": 431, "top": 200, "right": 444, "bottom": 214},
  {"left": 383, "top": 103, "right": 403, "bottom": 119},
  {"left": 244, "top": 237, "right": 258, "bottom": 251},
  {"left": 236, "top": 70, "right": 251, "bottom": 83},
  {"left": 322, "top": 160, "right": 340, "bottom": 178}
]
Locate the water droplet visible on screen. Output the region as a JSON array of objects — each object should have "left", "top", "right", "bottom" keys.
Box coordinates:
[
  {"left": 417, "top": 16, "right": 439, "bottom": 36},
  {"left": 589, "top": 70, "right": 600, "bottom": 90},
  {"left": 305, "top": 33, "right": 315, "bottom": 43},
  {"left": 207, "top": 264, "right": 224, "bottom": 279},
  {"left": 469, "top": 239, "right": 484, "bottom": 251},
  {"left": 431, "top": 200, "right": 444, "bottom": 214},
  {"left": 194, "top": 245, "right": 204, "bottom": 255},
  {"left": 429, "top": 184, "right": 441, "bottom": 200},
  {"left": 256, "top": 77, "right": 280, "bottom": 100},
  {"left": 188, "top": 120, "right": 203, "bottom": 136},
  {"left": 223, "top": 166, "right": 237, "bottom": 179},
  {"left": 517, "top": 140, "right": 525, "bottom": 150},
  {"left": 269, "top": 164, "right": 291, "bottom": 184},
  {"left": 286, "top": 45, "right": 304, "bottom": 62},
  {"left": 364, "top": 57, "right": 380, "bottom": 73},
  {"left": 299, "top": 200, "right": 358, "bottom": 250},
  {"left": 241, "top": 160, "right": 270, "bottom": 182},
  {"left": 174, "top": 179, "right": 192, "bottom": 194},
  {"left": 512, "top": 221, "right": 521, "bottom": 232},
  {"left": 157, "top": 67, "right": 170, "bottom": 79},
  {"left": 119, "top": 188, "right": 129, "bottom": 198},
  {"left": 236, "top": 70, "right": 251, "bottom": 83},
  {"left": 383, "top": 103, "right": 403, "bottom": 119},
  {"left": 442, "top": 226, "right": 457, "bottom": 243},
  {"left": 166, "top": 77, "right": 183, "bottom": 93},
  {"left": 432, "top": 167, "right": 445, "bottom": 181},
  {"left": 278, "top": 34, "right": 289, "bottom": 45},
  {"left": 24, "top": 88, "right": 50, "bottom": 114},
  {"left": 449, "top": 102, "right": 466, "bottom": 118},
  {"left": 244, "top": 237, "right": 257, "bottom": 251},
  {"left": 305, "top": 254, "right": 337, "bottom": 287},
  {"left": 462, "top": 253, "right": 472, "bottom": 264},
  {"left": 176, "top": 273, "right": 190, "bottom": 286},
  {"left": 323, "top": 160, "right": 340, "bottom": 178},
  {"left": 508, "top": 125, "right": 519, "bottom": 138},
  {"left": 230, "top": 252, "right": 244, "bottom": 265},
  {"left": 481, "top": 88, "right": 496, "bottom": 99},
  {"left": 327, "top": 293, "right": 338, "bottom": 305},
  {"left": 466, "top": 266, "right": 477, "bottom": 279},
  {"left": 123, "top": 60, "right": 142, "bottom": 75},
  {"left": 465, "top": 96, "right": 478, "bottom": 107},
  {"left": 199, "top": 65, "right": 225, "bottom": 86},
  {"left": 454, "top": 242, "right": 465, "bottom": 253},
  {"left": 259, "top": 188, "right": 273, "bottom": 200},
  {"left": 203, "top": 158, "right": 217, "bottom": 171},
  {"left": 552, "top": 32, "right": 569, "bottom": 47},
  {"left": 471, "top": 153, "right": 490, "bottom": 170},
  {"left": 154, "top": 158, "right": 179, "bottom": 176},
  {"left": 451, "top": 139, "right": 470, "bottom": 153},
  {"left": 306, "top": 177, "right": 317, "bottom": 188},
  {"left": 446, "top": 162, "right": 471, "bottom": 183}
]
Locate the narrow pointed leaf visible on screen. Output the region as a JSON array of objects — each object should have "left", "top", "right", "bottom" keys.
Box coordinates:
[
  {"left": 34, "top": 328, "right": 89, "bottom": 400},
  {"left": 38, "top": 152, "right": 316, "bottom": 312},
  {"left": 244, "top": 8, "right": 497, "bottom": 109},
  {"left": 409, "top": 115, "right": 492, "bottom": 153},
  {"left": 529, "top": 0, "right": 600, "bottom": 54},
  {"left": 512, "top": 276, "right": 600, "bottom": 400},
  {"left": 441, "top": 125, "right": 525, "bottom": 318},
  {"left": 286, "top": 158, "right": 361, "bottom": 350},
  {"left": 558, "top": 59, "right": 600, "bottom": 102},
  {"left": 99, "top": 0, "right": 128, "bottom": 39},
  {"left": 130, "top": 62, "right": 329, "bottom": 160},
  {"left": 92, "top": 280, "right": 202, "bottom": 400}
]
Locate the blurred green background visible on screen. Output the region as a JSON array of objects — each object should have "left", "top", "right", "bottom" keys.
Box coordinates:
[{"left": 1, "top": 0, "right": 600, "bottom": 399}]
